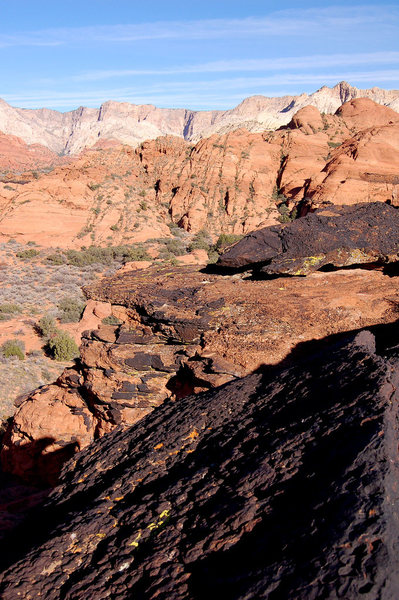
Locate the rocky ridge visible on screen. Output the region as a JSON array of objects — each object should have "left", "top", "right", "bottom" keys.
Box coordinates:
[
  {"left": 1, "top": 327, "right": 399, "bottom": 598},
  {"left": 4, "top": 244, "right": 399, "bottom": 485},
  {"left": 217, "top": 202, "right": 399, "bottom": 275},
  {"left": 2, "top": 97, "right": 399, "bottom": 245},
  {"left": 2, "top": 82, "right": 399, "bottom": 155}
]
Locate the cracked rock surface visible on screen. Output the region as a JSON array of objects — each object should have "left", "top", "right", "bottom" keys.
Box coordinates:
[
  {"left": 217, "top": 202, "right": 399, "bottom": 275},
  {"left": 1, "top": 329, "right": 399, "bottom": 598},
  {"left": 4, "top": 262, "right": 399, "bottom": 485}
]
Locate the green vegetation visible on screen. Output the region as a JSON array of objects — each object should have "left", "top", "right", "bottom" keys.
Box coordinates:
[
  {"left": 58, "top": 297, "right": 86, "bottom": 323},
  {"left": 47, "top": 331, "right": 79, "bottom": 361},
  {"left": 214, "top": 233, "right": 244, "bottom": 253},
  {"left": 46, "top": 244, "right": 152, "bottom": 268},
  {"left": 46, "top": 253, "right": 65, "bottom": 265},
  {"left": 188, "top": 229, "right": 213, "bottom": 253},
  {"left": 88, "top": 182, "right": 101, "bottom": 191},
  {"left": 0, "top": 303, "right": 22, "bottom": 314},
  {"left": 102, "top": 315, "right": 123, "bottom": 325},
  {"left": 277, "top": 203, "right": 297, "bottom": 224},
  {"left": 36, "top": 315, "right": 58, "bottom": 339},
  {"left": 16, "top": 248, "right": 40, "bottom": 260},
  {"left": 1, "top": 339, "right": 25, "bottom": 360},
  {"left": 158, "top": 239, "right": 186, "bottom": 257},
  {"left": 328, "top": 141, "right": 341, "bottom": 148}
]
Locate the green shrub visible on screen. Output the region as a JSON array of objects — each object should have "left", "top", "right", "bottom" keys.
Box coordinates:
[
  {"left": 58, "top": 297, "right": 86, "bottom": 323},
  {"left": 101, "top": 315, "right": 123, "bottom": 325},
  {"left": 37, "top": 315, "right": 58, "bottom": 339},
  {"left": 63, "top": 244, "right": 151, "bottom": 267},
  {"left": 46, "top": 253, "right": 65, "bottom": 265},
  {"left": 1, "top": 339, "right": 25, "bottom": 360},
  {"left": 277, "top": 203, "right": 297, "bottom": 224},
  {"left": 0, "top": 303, "right": 22, "bottom": 314},
  {"left": 159, "top": 239, "right": 187, "bottom": 257},
  {"left": 214, "top": 234, "right": 244, "bottom": 254},
  {"left": 16, "top": 248, "right": 40, "bottom": 260},
  {"left": 188, "top": 230, "right": 213, "bottom": 253},
  {"left": 47, "top": 331, "right": 79, "bottom": 361}
]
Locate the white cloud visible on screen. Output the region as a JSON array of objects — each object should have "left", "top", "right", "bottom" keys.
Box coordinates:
[
  {"left": 4, "top": 69, "right": 399, "bottom": 111},
  {"left": 0, "top": 5, "right": 397, "bottom": 47},
  {"left": 66, "top": 52, "right": 399, "bottom": 82}
]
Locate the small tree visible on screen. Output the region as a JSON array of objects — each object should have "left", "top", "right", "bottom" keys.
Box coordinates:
[
  {"left": 58, "top": 297, "right": 86, "bottom": 323},
  {"left": 47, "top": 331, "right": 79, "bottom": 361},
  {"left": 37, "top": 315, "right": 58, "bottom": 339}
]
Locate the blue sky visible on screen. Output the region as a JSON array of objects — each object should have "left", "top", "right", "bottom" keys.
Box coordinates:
[{"left": 1, "top": 1, "right": 398, "bottom": 112}]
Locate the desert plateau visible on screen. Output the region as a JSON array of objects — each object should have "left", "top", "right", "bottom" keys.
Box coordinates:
[{"left": 1, "top": 2, "right": 399, "bottom": 595}]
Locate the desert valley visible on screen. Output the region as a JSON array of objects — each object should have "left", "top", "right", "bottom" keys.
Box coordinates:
[{"left": 0, "top": 81, "right": 399, "bottom": 597}]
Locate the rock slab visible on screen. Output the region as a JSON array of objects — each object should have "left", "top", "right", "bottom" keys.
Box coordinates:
[
  {"left": 1, "top": 330, "right": 399, "bottom": 598},
  {"left": 218, "top": 202, "right": 399, "bottom": 275}
]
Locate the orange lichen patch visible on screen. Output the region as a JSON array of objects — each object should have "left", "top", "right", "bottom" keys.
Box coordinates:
[
  {"left": 154, "top": 443, "right": 164, "bottom": 450},
  {"left": 183, "top": 429, "right": 199, "bottom": 441}
]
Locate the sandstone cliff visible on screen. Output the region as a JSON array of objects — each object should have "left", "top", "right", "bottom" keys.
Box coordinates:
[
  {"left": 1, "top": 97, "right": 399, "bottom": 245},
  {"left": 1, "top": 82, "right": 399, "bottom": 155}
]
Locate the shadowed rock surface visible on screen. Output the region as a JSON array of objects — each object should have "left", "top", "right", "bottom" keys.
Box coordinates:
[
  {"left": 217, "top": 202, "right": 399, "bottom": 275},
  {"left": 1, "top": 329, "right": 399, "bottom": 598},
  {"left": 4, "top": 263, "right": 399, "bottom": 486}
]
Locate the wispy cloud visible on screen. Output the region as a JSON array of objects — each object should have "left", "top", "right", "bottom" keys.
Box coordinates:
[
  {"left": 67, "top": 52, "right": 399, "bottom": 81},
  {"left": 5, "top": 70, "right": 399, "bottom": 111},
  {"left": 0, "top": 5, "right": 397, "bottom": 48}
]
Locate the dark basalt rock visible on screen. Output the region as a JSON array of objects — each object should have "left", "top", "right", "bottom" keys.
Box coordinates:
[
  {"left": 217, "top": 202, "right": 399, "bottom": 275},
  {"left": 1, "top": 329, "right": 399, "bottom": 598}
]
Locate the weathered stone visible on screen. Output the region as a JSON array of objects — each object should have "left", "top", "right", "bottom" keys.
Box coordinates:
[
  {"left": 218, "top": 202, "right": 399, "bottom": 275},
  {"left": 6, "top": 250, "right": 399, "bottom": 486},
  {"left": 1, "top": 329, "right": 399, "bottom": 598},
  {"left": 1, "top": 388, "right": 95, "bottom": 486}
]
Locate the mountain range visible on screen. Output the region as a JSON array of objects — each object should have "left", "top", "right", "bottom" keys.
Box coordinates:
[{"left": 1, "top": 81, "right": 399, "bottom": 155}]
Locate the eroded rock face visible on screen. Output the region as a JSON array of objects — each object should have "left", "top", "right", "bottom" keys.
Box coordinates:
[
  {"left": 0, "top": 132, "right": 65, "bottom": 173},
  {"left": 218, "top": 202, "right": 399, "bottom": 274},
  {"left": 1, "top": 329, "right": 399, "bottom": 598},
  {"left": 1, "top": 82, "right": 399, "bottom": 154},
  {"left": 3, "top": 97, "right": 399, "bottom": 246},
  {"left": 4, "top": 263, "right": 399, "bottom": 485}
]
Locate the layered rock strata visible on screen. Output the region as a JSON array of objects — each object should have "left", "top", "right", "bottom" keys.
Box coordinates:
[
  {"left": 1, "top": 328, "right": 399, "bottom": 598},
  {"left": 3, "top": 261, "right": 399, "bottom": 485},
  {"left": 2, "top": 98, "right": 399, "bottom": 246},
  {"left": 1, "top": 82, "right": 399, "bottom": 154}
]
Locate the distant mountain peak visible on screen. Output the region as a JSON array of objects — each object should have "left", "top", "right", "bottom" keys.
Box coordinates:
[{"left": 0, "top": 83, "right": 398, "bottom": 155}]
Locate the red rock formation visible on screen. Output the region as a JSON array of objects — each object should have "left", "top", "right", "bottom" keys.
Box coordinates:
[
  {"left": 1, "top": 82, "right": 399, "bottom": 154},
  {"left": 1, "top": 98, "right": 399, "bottom": 246},
  {"left": 0, "top": 132, "right": 65, "bottom": 173},
  {"left": 4, "top": 259, "right": 399, "bottom": 485},
  {"left": 1, "top": 328, "right": 399, "bottom": 598}
]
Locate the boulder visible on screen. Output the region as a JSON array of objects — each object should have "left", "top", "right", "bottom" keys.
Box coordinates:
[
  {"left": 1, "top": 328, "right": 399, "bottom": 598},
  {"left": 217, "top": 202, "right": 399, "bottom": 275},
  {"left": 5, "top": 260, "right": 399, "bottom": 485}
]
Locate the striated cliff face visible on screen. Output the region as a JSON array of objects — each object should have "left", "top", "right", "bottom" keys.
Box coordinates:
[
  {"left": 1, "top": 82, "right": 399, "bottom": 155},
  {"left": 2, "top": 97, "right": 399, "bottom": 245}
]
